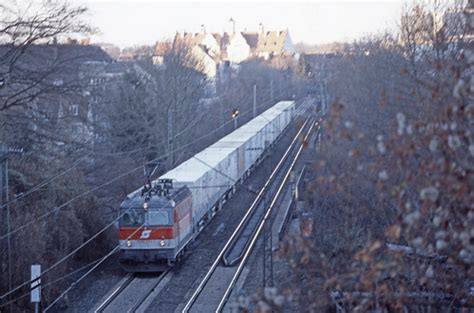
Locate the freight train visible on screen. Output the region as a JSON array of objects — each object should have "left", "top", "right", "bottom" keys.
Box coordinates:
[{"left": 118, "top": 101, "right": 295, "bottom": 272}]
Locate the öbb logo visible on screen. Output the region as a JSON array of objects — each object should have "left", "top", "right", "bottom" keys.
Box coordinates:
[{"left": 140, "top": 230, "right": 152, "bottom": 239}]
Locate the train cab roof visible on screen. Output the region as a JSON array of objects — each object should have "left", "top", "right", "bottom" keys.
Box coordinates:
[
  {"left": 120, "top": 194, "right": 172, "bottom": 211},
  {"left": 121, "top": 184, "right": 191, "bottom": 210}
]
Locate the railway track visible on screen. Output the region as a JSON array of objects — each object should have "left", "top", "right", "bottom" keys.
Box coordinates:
[
  {"left": 182, "top": 106, "right": 319, "bottom": 313},
  {"left": 93, "top": 270, "right": 170, "bottom": 313},
  {"left": 91, "top": 99, "right": 316, "bottom": 313}
]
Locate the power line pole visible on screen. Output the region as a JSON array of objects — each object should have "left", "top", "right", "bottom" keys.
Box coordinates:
[
  {"left": 270, "top": 80, "right": 274, "bottom": 103},
  {"left": 0, "top": 145, "right": 10, "bottom": 308},
  {"left": 0, "top": 144, "right": 22, "bottom": 311},
  {"left": 262, "top": 209, "right": 274, "bottom": 289},
  {"left": 262, "top": 153, "right": 273, "bottom": 289},
  {"left": 167, "top": 108, "right": 173, "bottom": 167},
  {"left": 0, "top": 146, "right": 5, "bottom": 298},
  {"left": 253, "top": 84, "right": 257, "bottom": 117}
]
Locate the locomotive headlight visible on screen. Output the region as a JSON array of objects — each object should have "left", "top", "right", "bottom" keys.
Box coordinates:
[
  {"left": 160, "top": 239, "right": 166, "bottom": 247},
  {"left": 143, "top": 201, "right": 149, "bottom": 211},
  {"left": 127, "top": 239, "right": 132, "bottom": 247}
]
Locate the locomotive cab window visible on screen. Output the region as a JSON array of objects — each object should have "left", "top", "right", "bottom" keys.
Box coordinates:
[
  {"left": 148, "top": 210, "right": 170, "bottom": 226},
  {"left": 120, "top": 209, "right": 144, "bottom": 227}
]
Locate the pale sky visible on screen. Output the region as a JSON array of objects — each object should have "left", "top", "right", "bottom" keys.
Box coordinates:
[{"left": 76, "top": 0, "right": 408, "bottom": 48}]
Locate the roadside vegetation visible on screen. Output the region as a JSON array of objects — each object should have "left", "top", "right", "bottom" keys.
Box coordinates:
[
  {"left": 264, "top": 1, "right": 473, "bottom": 312},
  {"left": 0, "top": 1, "right": 301, "bottom": 311}
]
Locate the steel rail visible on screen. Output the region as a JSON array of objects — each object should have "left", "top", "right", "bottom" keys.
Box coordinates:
[
  {"left": 215, "top": 118, "right": 319, "bottom": 312},
  {"left": 127, "top": 270, "right": 170, "bottom": 313},
  {"left": 94, "top": 273, "right": 135, "bottom": 313},
  {"left": 181, "top": 111, "right": 311, "bottom": 313},
  {"left": 94, "top": 270, "right": 170, "bottom": 313},
  {"left": 222, "top": 124, "right": 304, "bottom": 266}
]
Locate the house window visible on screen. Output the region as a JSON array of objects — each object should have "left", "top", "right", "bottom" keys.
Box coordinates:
[{"left": 70, "top": 105, "right": 79, "bottom": 116}]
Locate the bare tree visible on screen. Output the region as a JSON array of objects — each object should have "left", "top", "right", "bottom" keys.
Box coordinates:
[
  {"left": 256, "top": 2, "right": 473, "bottom": 312},
  {"left": 0, "top": 3, "right": 118, "bottom": 311},
  {"left": 156, "top": 40, "right": 207, "bottom": 164},
  {"left": 98, "top": 42, "right": 207, "bottom": 173},
  {"left": 399, "top": 0, "right": 467, "bottom": 108},
  {"left": 0, "top": 0, "right": 92, "bottom": 112}
]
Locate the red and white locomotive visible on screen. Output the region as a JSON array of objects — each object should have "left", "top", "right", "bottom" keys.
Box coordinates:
[
  {"left": 119, "top": 180, "right": 193, "bottom": 272},
  {"left": 118, "top": 101, "right": 295, "bottom": 272}
]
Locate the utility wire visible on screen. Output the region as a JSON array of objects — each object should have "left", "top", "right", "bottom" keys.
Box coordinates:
[
  {"left": 0, "top": 90, "right": 296, "bottom": 214},
  {"left": 2, "top": 95, "right": 305, "bottom": 245},
  {"left": 0, "top": 212, "right": 125, "bottom": 301},
  {"left": 189, "top": 97, "right": 306, "bottom": 196},
  {"left": 42, "top": 98, "right": 297, "bottom": 311},
  {"left": 43, "top": 225, "right": 145, "bottom": 312},
  {"left": 0, "top": 152, "right": 93, "bottom": 211},
  {"left": 0, "top": 81, "right": 266, "bottom": 212},
  {"left": 0, "top": 97, "right": 290, "bottom": 300},
  {"left": 0, "top": 103, "right": 256, "bottom": 242},
  {"left": 0, "top": 254, "right": 104, "bottom": 309},
  {"left": 0, "top": 95, "right": 300, "bottom": 303}
]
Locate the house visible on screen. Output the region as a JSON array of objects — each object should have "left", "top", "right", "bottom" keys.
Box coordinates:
[
  {"left": 174, "top": 31, "right": 219, "bottom": 78},
  {"left": 254, "top": 30, "right": 295, "bottom": 59},
  {"left": 153, "top": 32, "right": 219, "bottom": 79},
  {"left": 152, "top": 41, "right": 172, "bottom": 66},
  {"left": 223, "top": 32, "right": 251, "bottom": 63},
  {"left": 221, "top": 28, "right": 295, "bottom": 63},
  {"left": 0, "top": 43, "right": 117, "bottom": 145},
  {"left": 151, "top": 24, "right": 296, "bottom": 80}
]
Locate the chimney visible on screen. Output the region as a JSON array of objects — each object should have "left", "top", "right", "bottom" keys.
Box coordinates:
[
  {"left": 229, "top": 18, "right": 235, "bottom": 34},
  {"left": 259, "top": 22, "right": 264, "bottom": 34}
]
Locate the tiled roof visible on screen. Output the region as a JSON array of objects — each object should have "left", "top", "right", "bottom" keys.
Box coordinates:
[
  {"left": 0, "top": 43, "right": 112, "bottom": 76},
  {"left": 169, "top": 29, "right": 294, "bottom": 62}
]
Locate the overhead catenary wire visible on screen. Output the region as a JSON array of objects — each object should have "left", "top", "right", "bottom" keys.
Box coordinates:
[
  {"left": 0, "top": 152, "right": 93, "bottom": 211},
  {"left": 0, "top": 212, "right": 126, "bottom": 301},
  {"left": 0, "top": 114, "right": 253, "bottom": 299},
  {"left": 1, "top": 89, "right": 297, "bottom": 215},
  {"left": 0, "top": 99, "right": 266, "bottom": 242},
  {"left": 181, "top": 116, "right": 312, "bottom": 313},
  {"left": 216, "top": 118, "right": 318, "bottom": 312},
  {"left": 1, "top": 93, "right": 299, "bottom": 243},
  {"left": 0, "top": 75, "right": 295, "bottom": 306},
  {"left": 187, "top": 91, "right": 299, "bottom": 189},
  {"left": 0, "top": 83, "right": 269, "bottom": 212},
  {"left": 0, "top": 96, "right": 294, "bottom": 302},
  {"left": 0, "top": 254, "right": 105, "bottom": 309},
  {"left": 44, "top": 98, "right": 298, "bottom": 312},
  {"left": 1, "top": 187, "right": 179, "bottom": 306},
  {"left": 0, "top": 92, "right": 300, "bottom": 305},
  {"left": 0, "top": 143, "right": 172, "bottom": 213},
  {"left": 42, "top": 225, "right": 146, "bottom": 312}
]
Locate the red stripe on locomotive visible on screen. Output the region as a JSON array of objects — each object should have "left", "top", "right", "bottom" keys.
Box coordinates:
[{"left": 119, "top": 227, "right": 174, "bottom": 240}]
